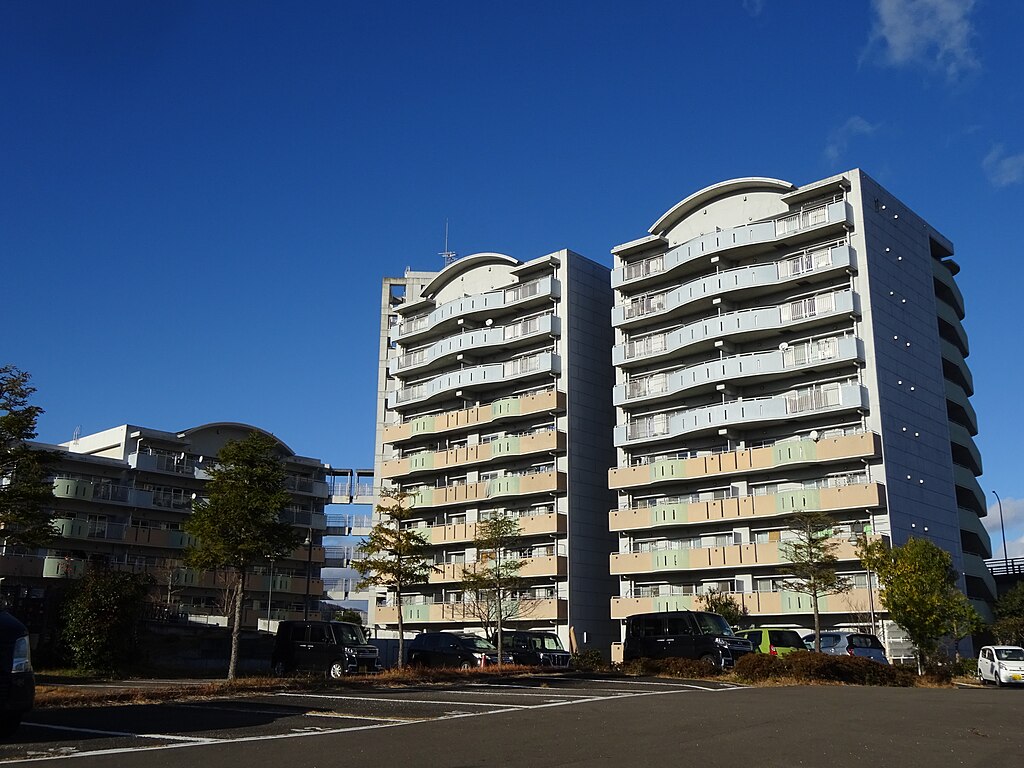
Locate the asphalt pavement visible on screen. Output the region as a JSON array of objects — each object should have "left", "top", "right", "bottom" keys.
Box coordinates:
[{"left": 2, "top": 675, "right": 1021, "bottom": 767}]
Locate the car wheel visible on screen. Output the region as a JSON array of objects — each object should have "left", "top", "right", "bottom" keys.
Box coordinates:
[
  {"left": 329, "top": 661, "right": 346, "bottom": 680},
  {"left": 699, "top": 653, "right": 720, "bottom": 670},
  {"left": 995, "top": 673, "right": 1003, "bottom": 688},
  {"left": 459, "top": 661, "right": 472, "bottom": 670},
  {"left": 407, "top": 653, "right": 424, "bottom": 668},
  {"left": 0, "top": 715, "right": 21, "bottom": 739}
]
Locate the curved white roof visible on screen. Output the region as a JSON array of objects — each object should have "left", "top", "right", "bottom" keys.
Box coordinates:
[
  {"left": 649, "top": 177, "right": 795, "bottom": 235},
  {"left": 421, "top": 252, "right": 519, "bottom": 299}
]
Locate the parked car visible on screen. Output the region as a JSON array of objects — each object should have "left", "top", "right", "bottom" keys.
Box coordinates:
[
  {"left": 735, "top": 627, "right": 806, "bottom": 657},
  {"left": 804, "top": 631, "right": 890, "bottom": 664},
  {"left": 622, "top": 610, "right": 754, "bottom": 670},
  {"left": 271, "top": 620, "right": 381, "bottom": 679},
  {"left": 493, "top": 630, "right": 571, "bottom": 668},
  {"left": 977, "top": 645, "right": 1024, "bottom": 687},
  {"left": 407, "top": 632, "right": 512, "bottom": 668},
  {"left": 0, "top": 609, "right": 34, "bottom": 738}
]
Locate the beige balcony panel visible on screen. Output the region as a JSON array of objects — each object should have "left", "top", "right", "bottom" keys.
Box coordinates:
[
  {"left": 382, "top": 430, "right": 565, "bottom": 479},
  {"left": 383, "top": 390, "right": 566, "bottom": 444},
  {"left": 610, "top": 538, "right": 868, "bottom": 575},
  {"left": 610, "top": 484, "right": 884, "bottom": 532},
  {"left": 610, "top": 596, "right": 656, "bottom": 619},
  {"left": 519, "top": 512, "right": 567, "bottom": 537},
  {"left": 520, "top": 555, "right": 568, "bottom": 578},
  {"left": 428, "top": 562, "right": 468, "bottom": 583},
  {"left": 429, "top": 522, "right": 480, "bottom": 545},
  {"left": 609, "top": 432, "right": 881, "bottom": 489},
  {"left": 611, "top": 588, "right": 882, "bottom": 620}
]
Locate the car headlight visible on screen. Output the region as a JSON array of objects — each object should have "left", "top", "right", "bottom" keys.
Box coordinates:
[
  {"left": 12, "top": 635, "right": 32, "bottom": 674},
  {"left": 714, "top": 638, "right": 728, "bottom": 648},
  {"left": 345, "top": 647, "right": 357, "bottom": 657}
]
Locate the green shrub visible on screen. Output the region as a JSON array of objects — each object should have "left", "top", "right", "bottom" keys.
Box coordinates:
[
  {"left": 783, "top": 652, "right": 913, "bottom": 686},
  {"left": 571, "top": 649, "right": 606, "bottom": 672},
  {"left": 619, "top": 657, "right": 719, "bottom": 678},
  {"left": 734, "top": 652, "right": 784, "bottom": 681}
]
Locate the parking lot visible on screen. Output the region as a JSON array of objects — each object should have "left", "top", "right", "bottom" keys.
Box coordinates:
[
  {"left": 0, "top": 675, "right": 742, "bottom": 763},
  {"left": 2, "top": 676, "right": 1021, "bottom": 767}
]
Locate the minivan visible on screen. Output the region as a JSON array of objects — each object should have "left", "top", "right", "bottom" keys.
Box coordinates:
[
  {"left": 804, "top": 631, "right": 890, "bottom": 664},
  {"left": 735, "top": 627, "right": 807, "bottom": 657},
  {"left": 623, "top": 610, "right": 754, "bottom": 669},
  {"left": 0, "top": 609, "right": 34, "bottom": 738},
  {"left": 407, "top": 632, "right": 512, "bottom": 668},
  {"left": 493, "top": 630, "right": 571, "bottom": 668},
  {"left": 271, "top": 620, "right": 381, "bottom": 678}
]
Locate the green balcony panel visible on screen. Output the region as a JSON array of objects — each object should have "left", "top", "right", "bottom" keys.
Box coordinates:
[
  {"left": 490, "top": 436, "right": 520, "bottom": 457},
  {"left": 409, "top": 453, "right": 435, "bottom": 471},
  {"left": 651, "top": 503, "right": 688, "bottom": 525},
  {"left": 488, "top": 477, "right": 521, "bottom": 496},
  {"left": 654, "top": 595, "right": 695, "bottom": 612},
  {"left": 402, "top": 604, "right": 432, "bottom": 622},
  {"left": 491, "top": 397, "right": 522, "bottom": 418},
  {"left": 773, "top": 441, "right": 818, "bottom": 465},
  {"left": 411, "top": 415, "right": 436, "bottom": 435},
  {"left": 654, "top": 550, "right": 689, "bottom": 570},
  {"left": 652, "top": 460, "right": 687, "bottom": 482},
  {"left": 775, "top": 489, "right": 821, "bottom": 514}
]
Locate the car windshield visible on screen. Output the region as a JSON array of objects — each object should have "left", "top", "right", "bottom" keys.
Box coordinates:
[
  {"left": 460, "top": 636, "right": 497, "bottom": 651},
  {"left": 527, "top": 634, "right": 565, "bottom": 651},
  {"left": 996, "top": 648, "right": 1024, "bottom": 661},
  {"left": 692, "top": 612, "right": 734, "bottom": 636},
  {"left": 333, "top": 623, "right": 366, "bottom": 645}
]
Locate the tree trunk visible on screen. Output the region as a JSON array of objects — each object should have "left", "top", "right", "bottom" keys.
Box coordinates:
[
  {"left": 396, "top": 583, "right": 405, "bottom": 669},
  {"left": 228, "top": 568, "right": 245, "bottom": 681},
  {"left": 812, "top": 590, "right": 822, "bottom": 653}
]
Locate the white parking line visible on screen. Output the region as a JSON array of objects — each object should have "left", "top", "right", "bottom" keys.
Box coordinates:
[
  {"left": 8, "top": 683, "right": 750, "bottom": 764},
  {"left": 275, "top": 692, "right": 530, "bottom": 708},
  {"left": 17, "top": 722, "right": 215, "bottom": 743}
]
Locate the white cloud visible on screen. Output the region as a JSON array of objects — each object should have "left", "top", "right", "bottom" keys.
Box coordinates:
[
  {"left": 824, "top": 116, "right": 880, "bottom": 165},
  {"left": 742, "top": 0, "right": 765, "bottom": 16},
  {"left": 866, "top": 0, "right": 980, "bottom": 81},
  {"left": 983, "top": 145, "right": 1024, "bottom": 188},
  {"left": 985, "top": 496, "right": 1024, "bottom": 558}
]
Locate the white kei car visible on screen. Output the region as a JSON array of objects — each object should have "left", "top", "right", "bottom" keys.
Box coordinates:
[{"left": 977, "top": 645, "right": 1024, "bottom": 686}]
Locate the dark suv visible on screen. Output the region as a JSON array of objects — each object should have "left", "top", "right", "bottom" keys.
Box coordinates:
[
  {"left": 0, "top": 610, "right": 34, "bottom": 738},
  {"left": 271, "top": 620, "right": 381, "bottom": 678},
  {"left": 623, "top": 610, "right": 754, "bottom": 669},
  {"left": 493, "top": 630, "right": 571, "bottom": 668},
  {"left": 407, "top": 632, "right": 512, "bottom": 668}
]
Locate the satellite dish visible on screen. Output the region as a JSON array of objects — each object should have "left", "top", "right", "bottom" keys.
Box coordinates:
[
  {"left": 809, "top": 430, "right": 820, "bottom": 441},
  {"left": 778, "top": 342, "right": 789, "bottom": 351}
]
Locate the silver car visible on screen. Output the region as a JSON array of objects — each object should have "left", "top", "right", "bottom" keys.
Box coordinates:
[
  {"left": 804, "top": 631, "right": 890, "bottom": 664},
  {"left": 977, "top": 645, "right": 1024, "bottom": 686}
]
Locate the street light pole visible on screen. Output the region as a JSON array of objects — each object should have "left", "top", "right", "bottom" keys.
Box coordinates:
[
  {"left": 303, "top": 528, "right": 313, "bottom": 621},
  {"left": 992, "top": 490, "right": 1009, "bottom": 569}
]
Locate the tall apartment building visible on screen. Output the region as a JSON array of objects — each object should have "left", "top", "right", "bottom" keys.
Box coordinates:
[
  {"left": 608, "top": 171, "right": 993, "bottom": 639},
  {"left": 2, "top": 422, "right": 330, "bottom": 627},
  {"left": 373, "top": 250, "right": 618, "bottom": 654}
]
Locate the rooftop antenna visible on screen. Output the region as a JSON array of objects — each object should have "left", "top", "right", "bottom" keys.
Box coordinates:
[
  {"left": 71, "top": 425, "right": 81, "bottom": 445},
  {"left": 440, "top": 219, "right": 457, "bottom": 266}
]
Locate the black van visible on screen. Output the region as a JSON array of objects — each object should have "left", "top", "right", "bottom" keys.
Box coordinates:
[
  {"left": 493, "top": 630, "right": 571, "bottom": 668},
  {"left": 623, "top": 610, "right": 754, "bottom": 669},
  {"left": 406, "top": 632, "right": 512, "bottom": 668},
  {"left": 271, "top": 620, "right": 381, "bottom": 678},
  {"left": 0, "top": 610, "right": 34, "bottom": 738}
]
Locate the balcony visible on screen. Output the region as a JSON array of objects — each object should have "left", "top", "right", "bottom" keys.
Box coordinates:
[
  {"left": 614, "top": 335, "right": 862, "bottom": 407},
  {"left": 428, "top": 511, "right": 567, "bottom": 544},
  {"left": 609, "top": 431, "right": 880, "bottom": 490},
  {"left": 409, "top": 471, "right": 568, "bottom": 508},
  {"left": 945, "top": 380, "right": 978, "bottom": 435},
  {"left": 51, "top": 478, "right": 157, "bottom": 508},
  {"left": 124, "top": 526, "right": 198, "bottom": 549},
  {"left": 610, "top": 587, "right": 881, "bottom": 619},
  {"left": 396, "top": 276, "right": 560, "bottom": 344},
  {"left": 932, "top": 259, "right": 966, "bottom": 319},
  {"left": 610, "top": 483, "right": 884, "bottom": 531},
  {"left": 390, "top": 315, "right": 560, "bottom": 377},
  {"left": 937, "top": 300, "right": 970, "bottom": 358},
  {"left": 383, "top": 389, "right": 565, "bottom": 445},
  {"left": 613, "top": 243, "right": 854, "bottom": 330},
  {"left": 612, "top": 199, "right": 851, "bottom": 290},
  {"left": 948, "top": 421, "right": 983, "bottom": 476},
  {"left": 128, "top": 451, "right": 205, "bottom": 477},
  {"left": 428, "top": 555, "right": 568, "bottom": 583},
  {"left": 0, "top": 553, "right": 44, "bottom": 580},
  {"left": 613, "top": 290, "right": 856, "bottom": 368},
  {"left": 614, "top": 382, "right": 868, "bottom": 447},
  {"left": 54, "top": 517, "right": 128, "bottom": 542},
  {"left": 388, "top": 352, "right": 560, "bottom": 410},
  {"left": 940, "top": 339, "right": 974, "bottom": 396},
  {"left": 381, "top": 429, "right": 566, "bottom": 479},
  {"left": 953, "top": 464, "right": 985, "bottom": 516},
  {"left": 610, "top": 537, "right": 868, "bottom": 576},
  {"left": 376, "top": 597, "right": 568, "bottom": 624}
]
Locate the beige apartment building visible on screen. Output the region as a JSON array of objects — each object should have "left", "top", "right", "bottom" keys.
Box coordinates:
[
  {"left": 607, "top": 171, "right": 991, "bottom": 648},
  {"left": 2, "top": 423, "right": 331, "bottom": 627},
  {"left": 373, "top": 250, "right": 619, "bottom": 654}
]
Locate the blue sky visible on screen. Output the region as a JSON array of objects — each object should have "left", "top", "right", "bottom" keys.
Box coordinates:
[{"left": 3, "top": 1, "right": 1023, "bottom": 553}]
